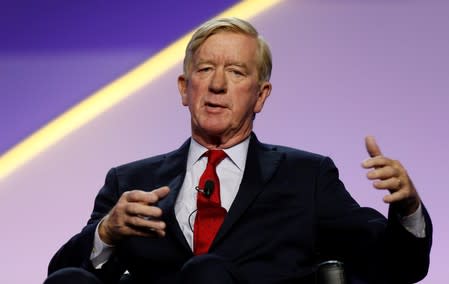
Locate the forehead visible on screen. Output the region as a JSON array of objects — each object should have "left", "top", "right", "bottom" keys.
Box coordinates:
[{"left": 193, "top": 32, "right": 258, "bottom": 65}]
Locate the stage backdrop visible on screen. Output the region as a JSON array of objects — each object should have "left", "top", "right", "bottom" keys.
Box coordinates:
[{"left": 1, "top": 0, "right": 448, "bottom": 283}]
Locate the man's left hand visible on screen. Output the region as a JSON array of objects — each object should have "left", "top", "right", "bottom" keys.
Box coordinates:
[{"left": 362, "top": 136, "right": 421, "bottom": 216}]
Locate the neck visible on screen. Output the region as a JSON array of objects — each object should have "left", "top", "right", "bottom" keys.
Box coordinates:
[{"left": 192, "top": 130, "right": 252, "bottom": 150}]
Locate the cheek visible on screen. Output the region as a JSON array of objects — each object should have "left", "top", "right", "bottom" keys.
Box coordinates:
[
  {"left": 185, "top": 84, "right": 200, "bottom": 105},
  {"left": 237, "top": 85, "right": 259, "bottom": 105},
  {"left": 188, "top": 80, "right": 207, "bottom": 98}
]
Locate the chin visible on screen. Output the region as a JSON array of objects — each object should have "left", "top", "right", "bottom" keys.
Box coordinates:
[
  {"left": 197, "top": 124, "right": 228, "bottom": 138},
  {"left": 203, "top": 127, "right": 227, "bottom": 137},
  {"left": 199, "top": 120, "right": 228, "bottom": 133}
]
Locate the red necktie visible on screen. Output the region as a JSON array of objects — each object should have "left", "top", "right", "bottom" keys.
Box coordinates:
[{"left": 193, "top": 150, "right": 227, "bottom": 255}]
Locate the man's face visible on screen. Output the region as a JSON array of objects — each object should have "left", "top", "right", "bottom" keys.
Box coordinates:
[{"left": 178, "top": 32, "right": 271, "bottom": 147}]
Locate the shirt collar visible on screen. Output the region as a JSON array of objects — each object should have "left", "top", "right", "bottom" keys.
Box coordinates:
[{"left": 187, "top": 136, "right": 250, "bottom": 171}]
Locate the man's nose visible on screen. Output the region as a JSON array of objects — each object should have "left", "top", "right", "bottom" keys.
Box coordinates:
[{"left": 208, "top": 69, "right": 227, "bottom": 94}]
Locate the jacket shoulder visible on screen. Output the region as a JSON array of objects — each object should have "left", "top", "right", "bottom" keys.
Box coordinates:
[
  {"left": 112, "top": 139, "right": 190, "bottom": 177},
  {"left": 260, "top": 141, "right": 328, "bottom": 164}
]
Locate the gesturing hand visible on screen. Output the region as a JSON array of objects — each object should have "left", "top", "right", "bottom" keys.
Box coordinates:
[
  {"left": 362, "top": 136, "right": 420, "bottom": 216},
  {"left": 99, "top": 186, "right": 170, "bottom": 245}
]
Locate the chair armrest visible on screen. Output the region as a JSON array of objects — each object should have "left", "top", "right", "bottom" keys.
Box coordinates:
[{"left": 316, "top": 260, "right": 346, "bottom": 284}]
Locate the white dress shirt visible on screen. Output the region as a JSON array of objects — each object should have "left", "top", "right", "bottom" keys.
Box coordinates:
[{"left": 174, "top": 137, "right": 249, "bottom": 249}]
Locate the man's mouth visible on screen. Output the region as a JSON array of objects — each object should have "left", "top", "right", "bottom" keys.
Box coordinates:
[{"left": 205, "top": 102, "right": 223, "bottom": 108}]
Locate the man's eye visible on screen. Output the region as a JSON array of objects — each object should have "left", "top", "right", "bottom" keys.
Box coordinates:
[
  {"left": 198, "top": 67, "right": 212, "bottom": 72},
  {"left": 230, "top": 70, "right": 244, "bottom": 76}
]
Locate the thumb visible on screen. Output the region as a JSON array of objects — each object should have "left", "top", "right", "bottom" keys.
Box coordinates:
[{"left": 365, "top": 136, "right": 382, "bottom": 157}]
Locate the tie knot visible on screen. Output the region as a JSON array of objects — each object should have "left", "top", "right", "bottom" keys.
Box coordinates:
[{"left": 206, "top": 150, "right": 227, "bottom": 167}]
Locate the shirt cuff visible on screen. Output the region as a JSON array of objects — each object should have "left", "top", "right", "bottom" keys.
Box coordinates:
[
  {"left": 399, "top": 203, "right": 426, "bottom": 238},
  {"left": 90, "top": 218, "right": 115, "bottom": 269}
]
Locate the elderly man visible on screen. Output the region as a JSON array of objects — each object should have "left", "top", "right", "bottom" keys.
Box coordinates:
[{"left": 46, "top": 18, "right": 431, "bottom": 284}]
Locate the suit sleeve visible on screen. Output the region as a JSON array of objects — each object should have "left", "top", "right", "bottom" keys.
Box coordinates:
[
  {"left": 315, "top": 157, "right": 432, "bottom": 283},
  {"left": 47, "top": 168, "right": 126, "bottom": 283}
]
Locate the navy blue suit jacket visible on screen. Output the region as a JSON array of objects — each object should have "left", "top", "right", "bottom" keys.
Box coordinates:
[{"left": 48, "top": 133, "right": 432, "bottom": 283}]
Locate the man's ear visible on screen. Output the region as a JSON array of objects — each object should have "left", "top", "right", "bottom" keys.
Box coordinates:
[
  {"left": 177, "top": 75, "right": 189, "bottom": 106},
  {"left": 253, "top": 81, "right": 272, "bottom": 114}
]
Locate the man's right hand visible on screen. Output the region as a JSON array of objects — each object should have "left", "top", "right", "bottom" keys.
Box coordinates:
[{"left": 99, "top": 186, "right": 170, "bottom": 245}]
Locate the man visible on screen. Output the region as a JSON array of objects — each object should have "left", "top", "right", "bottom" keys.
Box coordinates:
[{"left": 46, "top": 18, "right": 432, "bottom": 284}]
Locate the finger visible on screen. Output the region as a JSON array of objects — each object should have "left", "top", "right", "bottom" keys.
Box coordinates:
[
  {"left": 124, "top": 187, "right": 170, "bottom": 205},
  {"left": 136, "top": 227, "right": 166, "bottom": 238},
  {"left": 151, "top": 228, "right": 166, "bottom": 237},
  {"left": 382, "top": 189, "right": 409, "bottom": 204},
  {"left": 127, "top": 219, "right": 167, "bottom": 238},
  {"left": 125, "top": 202, "right": 163, "bottom": 218},
  {"left": 365, "top": 136, "right": 382, "bottom": 158},
  {"left": 126, "top": 216, "right": 167, "bottom": 231},
  {"left": 372, "top": 177, "right": 402, "bottom": 191},
  {"left": 124, "top": 190, "right": 152, "bottom": 203},
  {"left": 362, "top": 156, "right": 391, "bottom": 169},
  {"left": 151, "top": 186, "right": 170, "bottom": 199},
  {"left": 142, "top": 186, "right": 170, "bottom": 205},
  {"left": 366, "top": 166, "right": 399, "bottom": 180}
]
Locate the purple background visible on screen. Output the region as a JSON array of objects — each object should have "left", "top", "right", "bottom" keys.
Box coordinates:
[
  {"left": 1, "top": 1, "right": 448, "bottom": 283},
  {"left": 0, "top": 0, "right": 238, "bottom": 154}
]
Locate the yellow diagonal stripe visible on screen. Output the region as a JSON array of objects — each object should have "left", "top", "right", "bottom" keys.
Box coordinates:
[{"left": 0, "top": 0, "right": 283, "bottom": 180}]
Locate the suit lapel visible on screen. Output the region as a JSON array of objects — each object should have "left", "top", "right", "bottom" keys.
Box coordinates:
[
  {"left": 156, "top": 139, "right": 192, "bottom": 254},
  {"left": 212, "top": 133, "right": 284, "bottom": 247}
]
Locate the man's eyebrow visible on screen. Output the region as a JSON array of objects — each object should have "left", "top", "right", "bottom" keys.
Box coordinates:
[
  {"left": 195, "top": 59, "right": 214, "bottom": 66},
  {"left": 193, "top": 60, "right": 249, "bottom": 70},
  {"left": 225, "top": 62, "right": 249, "bottom": 69}
]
